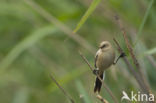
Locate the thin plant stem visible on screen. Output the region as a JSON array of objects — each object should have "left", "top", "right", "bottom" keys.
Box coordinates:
[
  {"left": 114, "top": 15, "right": 155, "bottom": 103},
  {"left": 113, "top": 38, "right": 146, "bottom": 93},
  {"left": 23, "top": 0, "right": 96, "bottom": 54},
  {"left": 79, "top": 51, "right": 118, "bottom": 103},
  {"left": 50, "top": 74, "right": 75, "bottom": 103},
  {"left": 96, "top": 94, "right": 109, "bottom": 103}
]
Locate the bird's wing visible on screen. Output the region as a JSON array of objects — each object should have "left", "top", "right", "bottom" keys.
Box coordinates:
[{"left": 94, "top": 53, "right": 98, "bottom": 68}]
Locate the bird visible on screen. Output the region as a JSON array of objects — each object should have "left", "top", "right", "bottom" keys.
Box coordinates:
[
  {"left": 93, "top": 41, "right": 115, "bottom": 93},
  {"left": 93, "top": 41, "right": 125, "bottom": 93}
]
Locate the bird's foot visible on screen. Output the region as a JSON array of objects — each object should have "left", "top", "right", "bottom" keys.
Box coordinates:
[
  {"left": 113, "top": 52, "right": 126, "bottom": 65},
  {"left": 120, "top": 52, "right": 126, "bottom": 58},
  {"left": 93, "top": 69, "right": 99, "bottom": 75}
]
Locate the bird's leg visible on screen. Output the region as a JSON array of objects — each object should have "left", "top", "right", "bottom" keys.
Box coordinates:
[
  {"left": 113, "top": 52, "right": 126, "bottom": 65},
  {"left": 93, "top": 68, "right": 99, "bottom": 75}
]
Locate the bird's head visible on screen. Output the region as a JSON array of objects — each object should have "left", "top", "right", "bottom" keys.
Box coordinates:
[{"left": 99, "top": 41, "right": 112, "bottom": 51}]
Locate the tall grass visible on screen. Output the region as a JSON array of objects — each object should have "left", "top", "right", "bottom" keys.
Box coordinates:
[{"left": 0, "top": 0, "right": 155, "bottom": 103}]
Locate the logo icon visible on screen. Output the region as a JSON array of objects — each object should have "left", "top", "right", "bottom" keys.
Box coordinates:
[
  {"left": 121, "top": 91, "right": 131, "bottom": 101},
  {"left": 121, "top": 91, "right": 154, "bottom": 102}
]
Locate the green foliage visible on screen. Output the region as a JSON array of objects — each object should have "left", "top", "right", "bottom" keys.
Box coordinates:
[
  {"left": 134, "top": 0, "right": 154, "bottom": 45},
  {"left": 144, "top": 47, "right": 156, "bottom": 55},
  {"left": 0, "top": 26, "right": 57, "bottom": 71},
  {"left": 76, "top": 80, "right": 93, "bottom": 103},
  {"left": 73, "top": 0, "right": 101, "bottom": 33},
  {"left": 0, "top": 0, "right": 155, "bottom": 103}
]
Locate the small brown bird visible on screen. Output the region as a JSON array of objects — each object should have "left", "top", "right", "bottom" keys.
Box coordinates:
[{"left": 93, "top": 41, "right": 125, "bottom": 93}]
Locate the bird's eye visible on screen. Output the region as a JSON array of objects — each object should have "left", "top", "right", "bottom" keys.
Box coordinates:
[{"left": 101, "top": 44, "right": 106, "bottom": 48}]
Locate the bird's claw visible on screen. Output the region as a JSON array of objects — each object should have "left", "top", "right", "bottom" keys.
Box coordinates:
[
  {"left": 120, "top": 52, "right": 126, "bottom": 58},
  {"left": 93, "top": 69, "right": 99, "bottom": 75}
]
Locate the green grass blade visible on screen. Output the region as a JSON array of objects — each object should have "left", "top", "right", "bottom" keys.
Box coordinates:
[
  {"left": 75, "top": 80, "right": 93, "bottom": 103},
  {"left": 73, "top": 0, "right": 101, "bottom": 33},
  {"left": 0, "top": 26, "right": 57, "bottom": 71},
  {"left": 144, "top": 47, "right": 156, "bottom": 55},
  {"left": 12, "top": 88, "right": 29, "bottom": 103},
  {"left": 134, "top": 0, "right": 154, "bottom": 46}
]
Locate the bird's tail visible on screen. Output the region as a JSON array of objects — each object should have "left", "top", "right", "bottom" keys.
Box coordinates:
[{"left": 94, "top": 73, "right": 104, "bottom": 93}]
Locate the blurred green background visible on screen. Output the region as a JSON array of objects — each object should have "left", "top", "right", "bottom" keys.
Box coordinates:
[{"left": 0, "top": 0, "right": 156, "bottom": 103}]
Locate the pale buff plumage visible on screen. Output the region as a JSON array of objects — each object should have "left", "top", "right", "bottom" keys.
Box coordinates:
[
  {"left": 94, "top": 41, "right": 115, "bottom": 93},
  {"left": 95, "top": 41, "right": 115, "bottom": 74}
]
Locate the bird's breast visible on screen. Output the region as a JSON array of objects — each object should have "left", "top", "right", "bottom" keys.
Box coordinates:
[{"left": 96, "top": 50, "right": 115, "bottom": 72}]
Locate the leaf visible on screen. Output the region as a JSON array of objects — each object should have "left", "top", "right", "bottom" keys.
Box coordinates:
[
  {"left": 12, "top": 88, "right": 29, "bottom": 103},
  {"left": 73, "top": 0, "right": 101, "bottom": 33},
  {"left": 134, "top": 0, "right": 154, "bottom": 45},
  {"left": 144, "top": 47, "right": 156, "bottom": 55},
  {"left": 75, "top": 80, "right": 93, "bottom": 103}
]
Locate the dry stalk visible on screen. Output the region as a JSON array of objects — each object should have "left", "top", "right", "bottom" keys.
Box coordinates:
[
  {"left": 50, "top": 74, "right": 75, "bottom": 103},
  {"left": 114, "top": 15, "right": 155, "bottom": 103},
  {"left": 23, "top": 0, "right": 96, "bottom": 54},
  {"left": 146, "top": 56, "right": 156, "bottom": 69},
  {"left": 79, "top": 51, "right": 118, "bottom": 103},
  {"left": 113, "top": 38, "right": 145, "bottom": 92},
  {"left": 96, "top": 94, "right": 109, "bottom": 103}
]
